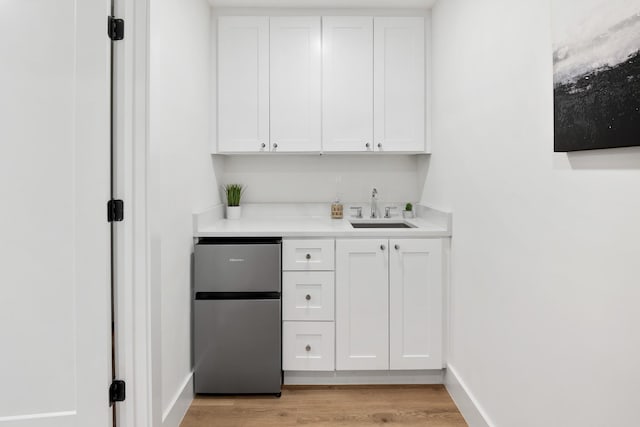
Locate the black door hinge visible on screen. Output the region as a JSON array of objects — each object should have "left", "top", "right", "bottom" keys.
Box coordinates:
[
  {"left": 107, "top": 199, "right": 124, "bottom": 222},
  {"left": 108, "top": 16, "right": 124, "bottom": 41},
  {"left": 109, "top": 380, "right": 126, "bottom": 405}
]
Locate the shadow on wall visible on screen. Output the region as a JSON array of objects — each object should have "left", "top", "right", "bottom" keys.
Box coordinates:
[
  {"left": 564, "top": 146, "right": 640, "bottom": 170},
  {"left": 211, "top": 154, "right": 226, "bottom": 201},
  {"left": 220, "top": 154, "right": 420, "bottom": 203}
]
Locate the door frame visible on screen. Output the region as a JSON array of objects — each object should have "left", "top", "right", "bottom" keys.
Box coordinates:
[{"left": 112, "top": 0, "right": 153, "bottom": 426}]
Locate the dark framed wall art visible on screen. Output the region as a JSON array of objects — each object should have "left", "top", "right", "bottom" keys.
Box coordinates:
[{"left": 552, "top": 0, "right": 640, "bottom": 152}]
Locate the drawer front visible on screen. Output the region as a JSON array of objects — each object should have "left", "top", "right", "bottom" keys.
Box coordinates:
[
  {"left": 283, "top": 239, "right": 335, "bottom": 271},
  {"left": 283, "top": 321, "right": 335, "bottom": 371},
  {"left": 283, "top": 272, "right": 334, "bottom": 321}
]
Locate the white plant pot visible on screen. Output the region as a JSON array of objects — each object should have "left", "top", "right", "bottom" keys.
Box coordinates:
[
  {"left": 402, "top": 210, "right": 415, "bottom": 219},
  {"left": 226, "top": 206, "right": 242, "bottom": 220}
]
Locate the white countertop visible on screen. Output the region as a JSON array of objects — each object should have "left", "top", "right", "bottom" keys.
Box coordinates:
[{"left": 193, "top": 203, "right": 451, "bottom": 238}]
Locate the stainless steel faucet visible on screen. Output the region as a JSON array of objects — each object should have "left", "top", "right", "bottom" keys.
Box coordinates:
[{"left": 370, "top": 188, "right": 378, "bottom": 218}]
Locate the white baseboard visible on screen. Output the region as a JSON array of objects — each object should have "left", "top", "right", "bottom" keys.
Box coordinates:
[
  {"left": 284, "top": 370, "right": 444, "bottom": 385},
  {"left": 162, "top": 373, "right": 194, "bottom": 427},
  {"left": 444, "top": 365, "right": 493, "bottom": 427}
]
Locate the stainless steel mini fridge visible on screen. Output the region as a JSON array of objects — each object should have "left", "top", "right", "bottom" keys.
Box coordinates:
[{"left": 193, "top": 237, "right": 282, "bottom": 395}]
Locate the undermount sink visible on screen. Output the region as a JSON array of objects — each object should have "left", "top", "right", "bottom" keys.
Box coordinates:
[{"left": 350, "top": 221, "right": 415, "bottom": 229}]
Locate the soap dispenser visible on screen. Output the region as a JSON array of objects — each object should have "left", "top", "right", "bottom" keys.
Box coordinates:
[{"left": 331, "top": 176, "right": 344, "bottom": 219}]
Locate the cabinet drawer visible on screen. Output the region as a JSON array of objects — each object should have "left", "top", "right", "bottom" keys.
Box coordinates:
[
  {"left": 283, "top": 239, "right": 335, "bottom": 271},
  {"left": 283, "top": 272, "right": 334, "bottom": 321},
  {"left": 283, "top": 321, "right": 335, "bottom": 371}
]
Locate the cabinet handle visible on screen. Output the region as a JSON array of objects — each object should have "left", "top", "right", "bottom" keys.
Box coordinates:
[
  {"left": 378, "top": 143, "right": 382, "bottom": 149},
  {"left": 380, "top": 244, "right": 386, "bottom": 251},
  {"left": 365, "top": 143, "right": 370, "bottom": 149},
  {"left": 305, "top": 345, "right": 311, "bottom": 352},
  {"left": 273, "top": 143, "right": 278, "bottom": 149},
  {"left": 305, "top": 253, "right": 311, "bottom": 260},
  {"left": 305, "top": 294, "right": 311, "bottom": 301},
  {"left": 260, "top": 142, "right": 266, "bottom": 149},
  {"left": 394, "top": 244, "right": 400, "bottom": 250}
]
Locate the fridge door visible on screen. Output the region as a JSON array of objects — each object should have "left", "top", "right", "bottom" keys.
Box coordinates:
[
  {"left": 195, "top": 241, "right": 281, "bottom": 293},
  {"left": 194, "top": 299, "right": 282, "bottom": 394}
]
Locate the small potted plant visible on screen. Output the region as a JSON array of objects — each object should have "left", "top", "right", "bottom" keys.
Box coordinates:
[
  {"left": 224, "top": 184, "right": 244, "bottom": 219},
  {"left": 403, "top": 202, "right": 414, "bottom": 219}
]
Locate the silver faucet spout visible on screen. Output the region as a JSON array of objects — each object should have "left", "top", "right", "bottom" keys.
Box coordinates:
[{"left": 370, "top": 188, "right": 378, "bottom": 218}]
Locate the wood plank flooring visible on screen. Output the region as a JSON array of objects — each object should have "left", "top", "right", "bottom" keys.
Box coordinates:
[{"left": 180, "top": 385, "right": 467, "bottom": 427}]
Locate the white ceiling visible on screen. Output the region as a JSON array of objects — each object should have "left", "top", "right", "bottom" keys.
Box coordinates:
[{"left": 209, "top": 0, "right": 437, "bottom": 9}]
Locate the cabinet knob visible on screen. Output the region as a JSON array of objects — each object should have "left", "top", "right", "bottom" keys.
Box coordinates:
[
  {"left": 305, "top": 294, "right": 311, "bottom": 301},
  {"left": 305, "top": 253, "right": 311, "bottom": 260},
  {"left": 378, "top": 143, "right": 382, "bottom": 149},
  {"left": 273, "top": 143, "right": 278, "bottom": 149},
  {"left": 365, "top": 143, "right": 370, "bottom": 149},
  {"left": 394, "top": 244, "right": 400, "bottom": 250},
  {"left": 260, "top": 142, "right": 266, "bottom": 149},
  {"left": 305, "top": 345, "right": 311, "bottom": 352},
  {"left": 380, "top": 244, "right": 386, "bottom": 251}
]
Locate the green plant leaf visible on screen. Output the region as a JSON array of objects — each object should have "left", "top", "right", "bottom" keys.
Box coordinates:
[{"left": 224, "top": 184, "right": 244, "bottom": 206}]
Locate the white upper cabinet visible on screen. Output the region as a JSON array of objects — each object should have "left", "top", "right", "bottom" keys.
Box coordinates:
[
  {"left": 374, "top": 17, "right": 425, "bottom": 152},
  {"left": 216, "top": 15, "right": 427, "bottom": 154},
  {"left": 389, "top": 239, "right": 442, "bottom": 370},
  {"left": 218, "top": 16, "right": 269, "bottom": 153},
  {"left": 270, "top": 17, "right": 322, "bottom": 153},
  {"left": 322, "top": 17, "right": 374, "bottom": 152}
]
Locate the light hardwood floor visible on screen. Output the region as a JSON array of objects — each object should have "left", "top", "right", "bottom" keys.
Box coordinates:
[{"left": 180, "top": 385, "right": 467, "bottom": 427}]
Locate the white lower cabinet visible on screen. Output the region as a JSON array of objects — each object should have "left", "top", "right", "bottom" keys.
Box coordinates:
[
  {"left": 335, "top": 239, "right": 389, "bottom": 370},
  {"left": 282, "top": 321, "right": 335, "bottom": 371},
  {"left": 282, "top": 239, "right": 336, "bottom": 371},
  {"left": 389, "top": 239, "right": 443, "bottom": 370},
  {"left": 336, "top": 238, "right": 443, "bottom": 371},
  {"left": 282, "top": 237, "right": 444, "bottom": 376}
]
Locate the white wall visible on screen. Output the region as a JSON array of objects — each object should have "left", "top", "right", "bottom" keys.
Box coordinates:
[
  {"left": 150, "top": 0, "right": 222, "bottom": 424},
  {"left": 424, "top": 0, "right": 640, "bottom": 425},
  {"left": 223, "top": 155, "right": 421, "bottom": 203}
]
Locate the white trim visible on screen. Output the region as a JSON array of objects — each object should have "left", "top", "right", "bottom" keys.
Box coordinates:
[
  {"left": 113, "top": 0, "right": 152, "bottom": 426},
  {"left": 162, "top": 374, "right": 194, "bottom": 427},
  {"left": 284, "top": 370, "right": 443, "bottom": 385},
  {"left": 444, "top": 365, "right": 494, "bottom": 427},
  {"left": 0, "top": 411, "right": 75, "bottom": 422}
]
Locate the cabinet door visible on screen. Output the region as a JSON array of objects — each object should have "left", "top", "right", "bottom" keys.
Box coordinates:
[
  {"left": 322, "top": 17, "right": 374, "bottom": 152},
  {"left": 270, "top": 17, "right": 321, "bottom": 153},
  {"left": 335, "top": 239, "right": 389, "bottom": 370},
  {"left": 218, "top": 16, "right": 269, "bottom": 153},
  {"left": 389, "top": 239, "right": 442, "bottom": 370},
  {"left": 374, "top": 17, "right": 425, "bottom": 152}
]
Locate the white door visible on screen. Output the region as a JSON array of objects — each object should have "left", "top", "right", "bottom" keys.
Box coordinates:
[
  {"left": 0, "top": 1, "right": 111, "bottom": 426},
  {"left": 374, "top": 17, "right": 425, "bottom": 152},
  {"left": 270, "top": 17, "right": 321, "bottom": 153},
  {"left": 322, "top": 17, "right": 374, "bottom": 152},
  {"left": 335, "top": 239, "right": 389, "bottom": 370},
  {"left": 218, "top": 16, "right": 269, "bottom": 153},
  {"left": 389, "top": 239, "right": 442, "bottom": 370}
]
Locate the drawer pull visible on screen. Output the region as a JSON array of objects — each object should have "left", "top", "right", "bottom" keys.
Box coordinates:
[
  {"left": 305, "top": 294, "right": 311, "bottom": 301},
  {"left": 380, "top": 244, "right": 386, "bottom": 251},
  {"left": 305, "top": 253, "right": 311, "bottom": 260},
  {"left": 394, "top": 244, "right": 400, "bottom": 250},
  {"left": 305, "top": 345, "right": 311, "bottom": 352}
]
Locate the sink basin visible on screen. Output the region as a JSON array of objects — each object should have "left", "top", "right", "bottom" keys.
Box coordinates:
[{"left": 350, "top": 221, "right": 415, "bottom": 229}]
